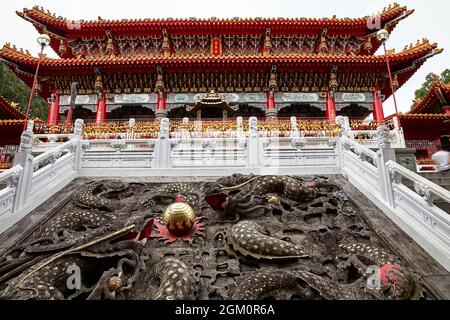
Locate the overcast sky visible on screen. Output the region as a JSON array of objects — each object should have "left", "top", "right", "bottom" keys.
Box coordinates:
[{"left": 1, "top": 0, "right": 449, "bottom": 116}]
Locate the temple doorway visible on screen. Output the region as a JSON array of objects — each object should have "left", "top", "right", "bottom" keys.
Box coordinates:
[
  {"left": 63, "top": 106, "right": 95, "bottom": 122},
  {"left": 278, "top": 104, "right": 324, "bottom": 118},
  {"left": 109, "top": 105, "right": 155, "bottom": 120},
  {"left": 338, "top": 105, "right": 370, "bottom": 119}
]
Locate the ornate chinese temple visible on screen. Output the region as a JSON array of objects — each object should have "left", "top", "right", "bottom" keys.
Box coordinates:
[
  {"left": 390, "top": 77, "right": 450, "bottom": 166},
  {"left": 0, "top": 97, "right": 25, "bottom": 169},
  {"left": 0, "top": 4, "right": 442, "bottom": 124},
  {"left": 1, "top": 4, "right": 450, "bottom": 302}
]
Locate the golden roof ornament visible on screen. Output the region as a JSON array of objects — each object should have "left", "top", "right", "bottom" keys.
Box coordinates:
[
  {"left": 94, "top": 74, "right": 103, "bottom": 93},
  {"left": 392, "top": 74, "right": 399, "bottom": 91},
  {"left": 59, "top": 39, "right": 67, "bottom": 54}
]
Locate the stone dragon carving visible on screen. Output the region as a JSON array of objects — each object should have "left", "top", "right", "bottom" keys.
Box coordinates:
[
  {"left": 205, "top": 174, "right": 319, "bottom": 219},
  {"left": 0, "top": 217, "right": 153, "bottom": 300},
  {"left": 72, "top": 180, "right": 128, "bottom": 211},
  {"left": 140, "top": 183, "right": 202, "bottom": 209},
  {"left": 0, "top": 176, "right": 430, "bottom": 300},
  {"left": 153, "top": 257, "right": 194, "bottom": 300},
  {"left": 229, "top": 221, "right": 308, "bottom": 260},
  {"left": 339, "top": 243, "right": 423, "bottom": 300},
  {"left": 230, "top": 269, "right": 359, "bottom": 300}
]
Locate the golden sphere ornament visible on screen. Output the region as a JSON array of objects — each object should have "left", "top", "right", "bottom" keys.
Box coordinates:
[
  {"left": 163, "top": 196, "right": 196, "bottom": 235},
  {"left": 108, "top": 276, "right": 123, "bottom": 292}
]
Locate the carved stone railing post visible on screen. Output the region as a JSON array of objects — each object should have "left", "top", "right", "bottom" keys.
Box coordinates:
[
  {"left": 128, "top": 118, "right": 136, "bottom": 139},
  {"left": 376, "top": 125, "right": 396, "bottom": 206},
  {"left": 153, "top": 118, "right": 172, "bottom": 169},
  {"left": 236, "top": 116, "right": 244, "bottom": 139},
  {"left": 26, "top": 120, "right": 34, "bottom": 133},
  {"left": 247, "top": 117, "right": 262, "bottom": 167},
  {"left": 181, "top": 117, "right": 189, "bottom": 140},
  {"left": 73, "top": 119, "right": 84, "bottom": 171},
  {"left": 73, "top": 118, "right": 84, "bottom": 137},
  {"left": 248, "top": 116, "right": 258, "bottom": 138},
  {"left": 335, "top": 116, "right": 352, "bottom": 139},
  {"left": 12, "top": 130, "right": 35, "bottom": 212},
  {"left": 290, "top": 116, "right": 300, "bottom": 138}
]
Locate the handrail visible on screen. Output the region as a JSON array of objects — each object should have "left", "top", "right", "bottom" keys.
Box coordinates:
[
  {"left": 386, "top": 160, "right": 450, "bottom": 204},
  {"left": 34, "top": 133, "right": 73, "bottom": 139},
  {"left": 0, "top": 165, "right": 22, "bottom": 184},
  {"left": 33, "top": 140, "right": 75, "bottom": 164},
  {"left": 83, "top": 138, "right": 157, "bottom": 144},
  {"left": 341, "top": 137, "right": 377, "bottom": 161}
]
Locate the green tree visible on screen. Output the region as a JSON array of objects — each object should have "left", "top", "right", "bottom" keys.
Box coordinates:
[
  {"left": 414, "top": 69, "right": 450, "bottom": 101},
  {"left": 441, "top": 69, "right": 450, "bottom": 84},
  {"left": 0, "top": 62, "right": 47, "bottom": 119}
]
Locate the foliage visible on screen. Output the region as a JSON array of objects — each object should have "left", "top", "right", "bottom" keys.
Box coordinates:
[
  {"left": 0, "top": 62, "right": 47, "bottom": 119},
  {"left": 414, "top": 69, "right": 450, "bottom": 102}
]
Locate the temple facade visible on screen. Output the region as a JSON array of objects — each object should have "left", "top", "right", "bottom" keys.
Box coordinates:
[
  {"left": 396, "top": 78, "right": 450, "bottom": 168},
  {"left": 0, "top": 4, "right": 442, "bottom": 124}
]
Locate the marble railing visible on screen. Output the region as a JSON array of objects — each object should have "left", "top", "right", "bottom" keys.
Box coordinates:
[
  {"left": 340, "top": 130, "right": 450, "bottom": 271},
  {"left": 0, "top": 117, "right": 449, "bottom": 271}
]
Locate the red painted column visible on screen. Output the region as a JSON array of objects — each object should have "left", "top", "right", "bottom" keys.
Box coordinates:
[
  {"left": 48, "top": 93, "right": 60, "bottom": 124},
  {"left": 325, "top": 91, "right": 337, "bottom": 121},
  {"left": 372, "top": 85, "right": 385, "bottom": 124},
  {"left": 157, "top": 91, "right": 167, "bottom": 110},
  {"left": 66, "top": 106, "right": 73, "bottom": 124},
  {"left": 95, "top": 94, "right": 107, "bottom": 124},
  {"left": 266, "top": 91, "right": 275, "bottom": 109},
  {"left": 265, "top": 90, "right": 278, "bottom": 120},
  {"left": 47, "top": 91, "right": 60, "bottom": 125}
]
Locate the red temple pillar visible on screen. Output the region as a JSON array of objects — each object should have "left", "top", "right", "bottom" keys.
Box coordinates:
[
  {"left": 157, "top": 91, "right": 167, "bottom": 110},
  {"left": 265, "top": 90, "right": 277, "bottom": 120},
  {"left": 95, "top": 94, "right": 107, "bottom": 124},
  {"left": 155, "top": 91, "right": 168, "bottom": 120},
  {"left": 47, "top": 90, "right": 60, "bottom": 125},
  {"left": 66, "top": 107, "right": 73, "bottom": 124},
  {"left": 372, "top": 85, "right": 385, "bottom": 124},
  {"left": 266, "top": 90, "right": 276, "bottom": 109},
  {"left": 325, "top": 91, "right": 337, "bottom": 121}
]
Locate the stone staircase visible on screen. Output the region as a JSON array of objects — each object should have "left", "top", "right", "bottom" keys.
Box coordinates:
[
  {"left": 404, "top": 171, "right": 450, "bottom": 213},
  {"left": 420, "top": 172, "right": 450, "bottom": 191}
]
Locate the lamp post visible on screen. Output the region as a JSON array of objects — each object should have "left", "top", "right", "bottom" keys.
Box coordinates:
[
  {"left": 23, "top": 34, "right": 51, "bottom": 131},
  {"left": 376, "top": 28, "right": 401, "bottom": 128}
]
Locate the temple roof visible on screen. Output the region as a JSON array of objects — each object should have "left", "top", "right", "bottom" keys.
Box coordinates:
[
  {"left": 393, "top": 113, "right": 450, "bottom": 139},
  {"left": 0, "top": 39, "right": 441, "bottom": 100},
  {"left": 17, "top": 3, "right": 413, "bottom": 58},
  {"left": 411, "top": 77, "right": 450, "bottom": 114},
  {"left": 188, "top": 90, "right": 237, "bottom": 112},
  {"left": 0, "top": 96, "right": 25, "bottom": 120}
]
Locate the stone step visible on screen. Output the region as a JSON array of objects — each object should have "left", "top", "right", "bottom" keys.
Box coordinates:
[
  {"left": 436, "top": 201, "right": 450, "bottom": 214},
  {"left": 418, "top": 180, "right": 450, "bottom": 190},
  {"left": 420, "top": 171, "right": 450, "bottom": 178},
  {"left": 403, "top": 181, "right": 450, "bottom": 213},
  {"left": 419, "top": 176, "right": 450, "bottom": 183},
  {"left": 420, "top": 172, "right": 450, "bottom": 183},
  {"left": 410, "top": 172, "right": 450, "bottom": 190}
]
